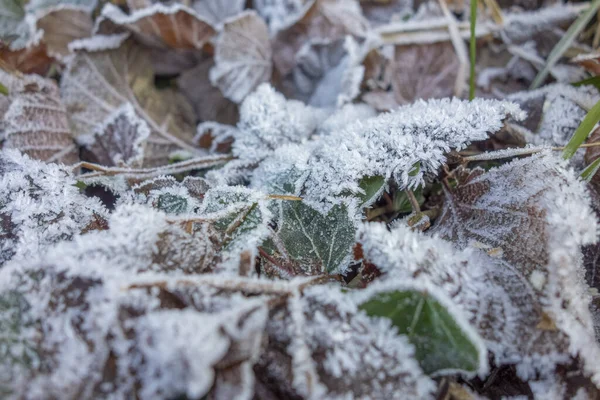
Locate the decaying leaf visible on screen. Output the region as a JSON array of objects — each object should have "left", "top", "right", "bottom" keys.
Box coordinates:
[
  {"left": 61, "top": 37, "right": 199, "bottom": 166},
  {"left": 432, "top": 152, "right": 600, "bottom": 382},
  {"left": 78, "top": 103, "right": 150, "bottom": 168},
  {"left": 99, "top": 3, "right": 216, "bottom": 50},
  {"left": 286, "top": 36, "right": 365, "bottom": 107},
  {"left": 392, "top": 42, "right": 459, "bottom": 105},
  {"left": 272, "top": 0, "right": 369, "bottom": 75},
  {"left": 191, "top": 0, "right": 246, "bottom": 26},
  {"left": 210, "top": 10, "right": 273, "bottom": 103},
  {"left": 177, "top": 57, "right": 240, "bottom": 125},
  {"left": 0, "top": 70, "right": 79, "bottom": 164}
]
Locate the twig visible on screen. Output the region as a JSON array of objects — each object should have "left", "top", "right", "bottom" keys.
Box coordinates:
[
  {"left": 74, "top": 155, "right": 233, "bottom": 179},
  {"left": 405, "top": 189, "right": 421, "bottom": 213}
]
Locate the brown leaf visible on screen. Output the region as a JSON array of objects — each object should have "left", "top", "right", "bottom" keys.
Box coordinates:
[
  {"left": 79, "top": 103, "right": 150, "bottom": 167},
  {"left": 99, "top": 3, "right": 216, "bottom": 50},
  {"left": 572, "top": 52, "right": 600, "bottom": 76},
  {"left": 210, "top": 10, "right": 273, "bottom": 103},
  {"left": 0, "top": 43, "right": 54, "bottom": 75},
  {"left": 360, "top": 0, "right": 412, "bottom": 26},
  {"left": 61, "top": 37, "right": 198, "bottom": 167},
  {"left": 177, "top": 57, "right": 240, "bottom": 125},
  {"left": 0, "top": 70, "right": 79, "bottom": 164},
  {"left": 272, "top": 0, "right": 369, "bottom": 76},
  {"left": 391, "top": 42, "right": 459, "bottom": 105},
  {"left": 36, "top": 6, "right": 94, "bottom": 57}
]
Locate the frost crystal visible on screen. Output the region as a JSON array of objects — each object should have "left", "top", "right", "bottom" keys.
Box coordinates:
[
  {"left": 252, "top": 96, "right": 524, "bottom": 211},
  {"left": 0, "top": 150, "right": 106, "bottom": 266}
]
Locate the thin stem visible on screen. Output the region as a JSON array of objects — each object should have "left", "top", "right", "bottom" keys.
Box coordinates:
[
  {"left": 266, "top": 194, "right": 303, "bottom": 201},
  {"left": 405, "top": 189, "right": 421, "bottom": 213}
]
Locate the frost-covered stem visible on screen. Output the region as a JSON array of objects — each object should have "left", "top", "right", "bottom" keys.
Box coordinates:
[
  {"left": 406, "top": 190, "right": 421, "bottom": 213},
  {"left": 74, "top": 155, "right": 233, "bottom": 179},
  {"left": 461, "top": 142, "right": 600, "bottom": 163},
  {"left": 267, "top": 194, "right": 303, "bottom": 201}
]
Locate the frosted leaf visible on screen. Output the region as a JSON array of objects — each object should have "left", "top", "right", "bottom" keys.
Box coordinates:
[
  {"left": 209, "top": 11, "right": 273, "bottom": 103},
  {"left": 61, "top": 37, "right": 199, "bottom": 167},
  {"left": 0, "top": 0, "right": 94, "bottom": 57},
  {"left": 99, "top": 3, "right": 216, "bottom": 50},
  {"left": 0, "top": 252, "right": 269, "bottom": 398},
  {"left": 255, "top": 97, "right": 524, "bottom": 211},
  {"left": 360, "top": 0, "right": 413, "bottom": 26},
  {"left": 33, "top": 5, "right": 94, "bottom": 57},
  {"left": 261, "top": 200, "right": 355, "bottom": 276},
  {"left": 0, "top": 150, "right": 107, "bottom": 266},
  {"left": 0, "top": 0, "right": 38, "bottom": 51},
  {"left": 506, "top": 85, "right": 600, "bottom": 161},
  {"left": 431, "top": 152, "right": 600, "bottom": 382},
  {"left": 195, "top": 121, "right": 237, "bottom": 153},
  {"left": 0, "top": 71, "right": 79, "bottom": 165},
  {"left": 199, "top": 186, "right": 273, "bottom": 273},
  {"left": 257, "top": 285, "right": 436, "bottom": 399},
  {"left": 356, "top": 281, "right": 488, "bottom": 376},
  {"left": 317, "top": 102, "right": 376, "bottom": 136},
  {"left": 128, "top": 175, "right": 209, "bottom": 215},
  {"left": 177, "top": 57, "right": 239, "bottom": 126},
  {"left": 272, "top": 0, "right": 370, "bottom": 75},
  {"left": 209, "top": 84, "right": 325, "bottom": 185},
  {"left": 191, "top": 0, "right": 245, "bottom": 26},
  {"left": 252, "top": 0, "right": 312, "bottom": 33},
  {"left": 392, "top": 42, "right": 459, "bottom": 104},
  {"left": 287, "top": 36, "right": 365, "bottom": 107},
  {"left": 78, "top": 103, "right": 150, "bottom": 168}
]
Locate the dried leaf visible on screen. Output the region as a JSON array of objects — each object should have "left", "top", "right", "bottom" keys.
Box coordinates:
[
  {"left": 0, "top": 71, "right": 79, "bottom": 165},
  {"left": 177, "top": 57, "right": 240, "bottom": 125},
  {"left": 272, "top": 0, "right": 369, "bottom": 76},
  {"left": 360, "top": 0, "right": 413, "bottom": 26},
  {"left": 392, "top": 42, "right": 459, "bottom": 105},
  {"left": 61, "top": 37, "right": 199, "bottom": 166},
  {"left": 191, "top": 0, "right": 246, "bottom": 26},
  {"left": 432, "top": 152, "right": 600, "bottom": 381},
  {"left": 210, "top": 10, "right": 273, "bottom": 103},
  {"left": 78, "top": 103, "right": 150, "bottom": 168},
  {"left": 99, "top": 3, "right": 216, "bottom": 50},
  {"left": 0, "top": 43, "right": 54, "bottom": 75},
  {"left": 35, "top": 6, "right": 94, "bottom": 57}
]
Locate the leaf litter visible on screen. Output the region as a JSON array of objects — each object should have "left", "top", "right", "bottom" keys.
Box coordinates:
[{"left": 2, "top": 0, "right": 600, "bottom": 398}]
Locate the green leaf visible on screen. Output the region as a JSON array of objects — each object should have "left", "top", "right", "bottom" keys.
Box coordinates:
[
  {"left": 408, "top": 162, "right": 420, "bottom": 177},
  {"left": 562, "top": 99, "right": 600, "bottom": 159},
  {"left": 393, "top": 188, "right": 424, "bottom": 214},
  {"left": 202, "top": 188, "right": 268, "bottom": 251},
  {"left": 572, "top": 75, "right": 600, "bottom": 90},
  {"left": 277, "top": 201, "right": 355, "bottom": 274},
  {"left": 531, "top": 0, "right": 600, "bottom": 89},
  {"left": 356, "top": 175, "right": 386, "bottom": 206},
  {"left": 359, "top": 289, "right": 482, "bottom": 375},
  {"left": 157, "top": 193, "right": 188, "bottom": 214},
  {"left": 0, "top": 82, "right": 8, "bottom": 96},
  {"left": 581, "top": 157, "right": 600, "bottom": 182}
]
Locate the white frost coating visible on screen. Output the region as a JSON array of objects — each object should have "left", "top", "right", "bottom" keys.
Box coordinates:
[
  {"left": 317, "top": 103, "right": 377, "bottom": 136},
  {"left": 68, "top": 32, "right": 129, "bottom": 51},
  {"left": 100, "top": 2, "right": 210, "bottom": 26},
  {"left": 0, "top": 150, "right": 106, "bottom": 266},
  {"left": 252, "top": 96, "right": 524, "bottom": 212}
]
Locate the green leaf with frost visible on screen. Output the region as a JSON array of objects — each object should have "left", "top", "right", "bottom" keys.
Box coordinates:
[
  {"left": 359, "top": 289, "right": 482, "bottom": 375},
  {"left": 276, "top": 201, "right": 355, "bottom": 274}
]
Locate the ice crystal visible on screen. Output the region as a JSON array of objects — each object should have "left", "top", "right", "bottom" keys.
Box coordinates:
[{"left": 0, "top": 150, "right": 106, "bottom": 266}]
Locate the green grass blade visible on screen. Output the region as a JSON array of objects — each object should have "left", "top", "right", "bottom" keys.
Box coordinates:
[
  {"left": 469, "top": 0, "right": 477, "bottom": 100},
  {"left": 581, "top": 158, "right": 600, "bottom": 182},
  {"left": 572, "top": 75, "right": 600, "bottom": 90},
  {"left": 531, "top": 0, "right": 600, "bottom": 89},
  {"left": 563, "top": 99, "right": 600, "bottom": 159}
]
